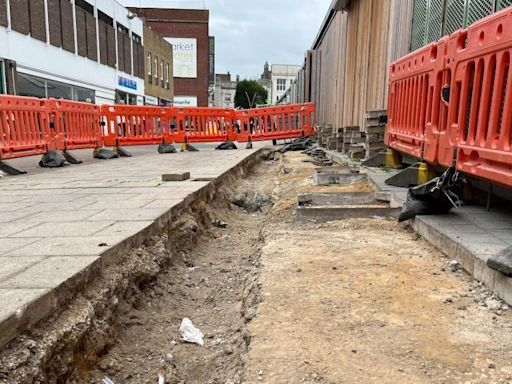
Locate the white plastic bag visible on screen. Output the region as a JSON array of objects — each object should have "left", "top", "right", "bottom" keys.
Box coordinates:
[{"left": 179, "top": 318, "right": 204, "bottom": 346}]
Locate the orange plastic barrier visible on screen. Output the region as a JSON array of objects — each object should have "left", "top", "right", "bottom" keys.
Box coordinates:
[
  {"left": 236, "top": 103, "right": 315, "bottom": 142},
  {"left": 387, "top": 40, "right": 447, "bottom": 162},
  {"left": 50, "top": 98, "right": 103, "bottom": 150},
  {"left": 445, "top": 8, "right": 512, "bottom": 187},
  {"left": 171, "top": 107, "right": 237, "bottom": 143},
  {"left": 0, "top": 95, "right": 54, "bottom": 160},
  {"left": 101, "top": 105, "right": 171, "bottom": 147}
]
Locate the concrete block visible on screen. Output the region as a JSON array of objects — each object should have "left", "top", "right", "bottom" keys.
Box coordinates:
[
  {"left": 473, "top": 258, "right": 497, "bottom": 291},
  {"left": 0, "top": 257, "right": 45, "bottom": 282},
  {"left": 5, "top": 236, "right": 124, "bottom": 256},
  {"left": 455, "top": 245, "right": 476, "bottom": 275},
  {"left": 0, "top": 256, "right": 100, "bottom": 288},
  {"left": 162, "top": 172, "right": 190, "bottom": 181},
  {"left": 10, "top": 221, "right": 114, "bottom": 238},
  {"left": 494, "top": 273, "right": 512, "bottom": 305},
  {"left": 0, "top": 238, "right": 41, "bottom": 256}
]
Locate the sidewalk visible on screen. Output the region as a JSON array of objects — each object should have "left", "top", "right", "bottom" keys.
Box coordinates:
[
  {"left": 0, "top": 144, "right": 267, "bottom": 347},
  {"left": 325, "top": 149, "right": 512, "bottom": 306}
]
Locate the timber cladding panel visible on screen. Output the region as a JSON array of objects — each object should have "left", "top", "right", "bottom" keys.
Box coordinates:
[
  {"left": 76, "top": 7, "right": 87, "bottom": 57},
  {"left": 86, "top": 12, "right": 97, "bottom": 61},
  {"left": 99, "top": 22, "right": 108, "bottom": 65},
  {"left": 10, "top": 0, "right": 30, "bottom": 35},
  {"left": 0, "top": 0, "right": 6, "bottom": 27},
  {"left": 48, "top": 0, "right": 62, "bottom": 47},
  {"left": 311, "top": 0, "right": 413, "bottom": 129},
  {"left": 117, "top": 32, "right": 126, "bottom": 73},
  {"left": 61, "top": 0, "right": 74, "bottom": 53},
  {"left": 29, "top": 0, "right": 46, "bottom": 42},
  {"left": 123, "top": 34, "right": 131, "bottom": 74},
  {"left": 106, "top": 25, "right": 116, "bottom": 68}
]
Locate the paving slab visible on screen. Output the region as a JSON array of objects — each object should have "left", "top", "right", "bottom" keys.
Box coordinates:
[{"left": 0, "top": 143, "right": 268, "bottom": 348}]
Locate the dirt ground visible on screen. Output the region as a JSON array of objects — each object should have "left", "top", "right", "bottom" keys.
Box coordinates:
[{"left": 77, "top": 152, "right": 512, "bottom": 383}]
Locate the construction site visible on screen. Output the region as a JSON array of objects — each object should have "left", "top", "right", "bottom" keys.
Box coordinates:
[{"left": 2, "top": 0, "right": 512, "bottom": 383}]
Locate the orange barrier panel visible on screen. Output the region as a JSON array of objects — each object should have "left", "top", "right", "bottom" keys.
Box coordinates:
[
  {"left": 50, "top": 98, "right": 103, "bottom": 150},
  {"left": 101, "top": 105, "right": 170, "bottom": 147},
  {"left": 172, "top": 107, "right": 237, "bottom": 143},
  {"left": 236, "top": 103, "right": 315, "bottom": 142},
  {"left": 0, "top": 95, "right": 55, "bottom": 160},
  {"left": 387, "top": 40, "right": 447, "bottom": 163},
  {"left": 444, "top": 8, "right": 512, "bottom": 187}
]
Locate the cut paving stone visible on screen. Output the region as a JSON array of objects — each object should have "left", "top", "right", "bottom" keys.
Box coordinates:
[
  {"left": 0, "top": 257, "right": 46, "bottom": 282},
  {"left": 312, "top": 166, "right": 367, "bottom": 185},
  {"left": 296, "top": 192, "right": 399, "bottom": 222},
  {"left": 9, "top": 221, "right": 114, "bottom": 238},
  {"left": 162, "top": 172, "right": 190, "bottom": 181},
  {"left": 0, "top": 238, "right": 42, "bottom": 255}
]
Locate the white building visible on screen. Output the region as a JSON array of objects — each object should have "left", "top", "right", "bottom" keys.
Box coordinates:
[
  {"left": 213, "top": 72, "right": 237, "bottom": 108},
  {"left": 0, "top": 0, "right": 145, "bottom": 104},
  {"left": 270, "top": 64, "right": 300, "bottom": 104}
]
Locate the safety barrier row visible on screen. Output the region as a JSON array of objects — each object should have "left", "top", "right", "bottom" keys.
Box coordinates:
[
  {"left": 0, "top": 98, "right": 316, "bottom": 161},
  {"left": 386, "top": 6, "right": 512, "bottom": 188}
]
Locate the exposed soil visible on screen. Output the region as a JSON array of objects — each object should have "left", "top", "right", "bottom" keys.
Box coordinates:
[{"left": 2, "top": 150, "right": 512, "bottom": 384}]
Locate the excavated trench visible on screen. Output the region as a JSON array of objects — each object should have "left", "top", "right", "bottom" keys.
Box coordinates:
[{"left": 0, "top": 149, "right": 277, "bottom": 384}]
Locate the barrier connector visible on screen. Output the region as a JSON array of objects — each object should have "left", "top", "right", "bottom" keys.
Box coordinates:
[
  {"left": 385, "top": 149, "right": 402, "bottom": 169},
  {"left": 215, "top": 141, "right": 238, "bottom": 150},
  {"left": 39, "top": 150, "right": 67, "bottom": 168},
  {"left": 417, "top": 162, "right": 436, "bottom": 185},
  {"left": 93, "top": 147, "right": 119, "bottom": 160}
]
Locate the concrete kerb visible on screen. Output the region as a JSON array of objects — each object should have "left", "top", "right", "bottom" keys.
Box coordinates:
[{"left": 0, "top": 147, "right": 270, "bottom": 349}]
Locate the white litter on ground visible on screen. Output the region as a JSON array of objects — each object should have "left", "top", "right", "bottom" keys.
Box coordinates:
[{"left": 179, "top": 318, "right": 204, "bottom": 346}]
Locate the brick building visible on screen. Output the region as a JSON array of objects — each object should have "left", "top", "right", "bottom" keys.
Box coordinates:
[
  {"left": 129, "top": 7, "right": 209, "bottom": 107},
  {"left": 143, "top": 25, "right": 174, "bottom": 106}
]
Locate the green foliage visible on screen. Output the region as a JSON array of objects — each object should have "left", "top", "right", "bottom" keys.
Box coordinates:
[{"left": 234, "top": 80, "right": 268, "bottom": 109}]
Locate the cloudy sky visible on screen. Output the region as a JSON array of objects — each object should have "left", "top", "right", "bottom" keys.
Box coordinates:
[{"left": 118, "top": 0, "right": 331, "bottom": 79}]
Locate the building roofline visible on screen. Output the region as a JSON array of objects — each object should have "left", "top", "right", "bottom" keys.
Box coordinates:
[{"left": 311, "top": 0, "right": 351, "bottom": 50}]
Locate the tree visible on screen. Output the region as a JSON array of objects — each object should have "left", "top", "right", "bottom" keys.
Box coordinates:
[{"left": 234, "top": 80, "right": 268, "bottom": 109}]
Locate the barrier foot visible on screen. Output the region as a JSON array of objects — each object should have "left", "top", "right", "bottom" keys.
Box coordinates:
[
  {"left": 384, "top": 162, "right": 435, "bottom": 188},
  {"left": 158, "top": 143, "right": 177, "bottom": 154},
  {"left": 246, "top": 141, "right": 253, "bottom": 149},
  {"left": 186, "top": 143, "right": 199, "bottom": 152},
  {"left": 272, "top": 139, "right": 278, "bottom": 146},
  {"left": 361, "top": 150, "right": 386, "bottom": 167},
  {"left": 114, "top": 146, "right": 132, "bottom": 157},
  {"left": 0, "top": 160, "right": 26, "bottom": 175},
  {"left": 62, "top": 150, "right": 83, "bottom": 165},
  {"left": 215, "top": 141, "right": 238, "bottom": 150},
  {"left": 93, "top": 147, "right": 119, "bottom": 160},
  {"left": 39, "top": 150, "right": 67, "bottom": 168}
]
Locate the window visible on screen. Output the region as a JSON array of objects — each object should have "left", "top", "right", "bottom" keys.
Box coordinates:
[
  {"left": 165, "top": 63, "right": 170, "bottom": 89},
  {"left": 17, "top": 73, "right": 95, "bottom": 102},
  {"left": 277, "top": 78, "right": 286, "bottom": 91},
  {"left": 147, "top": 53, "right": 152, "bottom": 83},
  {"left": 154, "top": 57, "right": 158, "bottom": 79},
  {"left": 160, "top": 59, "right": 164, "bottom": 87}
]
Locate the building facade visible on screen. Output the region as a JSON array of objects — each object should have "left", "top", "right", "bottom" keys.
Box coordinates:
[
  {"left": 143, "top": 25, "right": 173, "bottom": 106},
  {"left": 270, "top": 64, "right": 300, "bottom": 104},
  {"left": 0, "top": 0, "right": 145, "bottom": 104},
  {"left": 130, "top": 7, "right": 209, "bottom": 107},
  {"left": 213, "top": 72, "right": 237, "bottom": 108}
]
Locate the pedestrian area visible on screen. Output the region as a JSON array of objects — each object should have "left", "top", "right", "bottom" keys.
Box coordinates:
[{"left": 0, "top": 144, "right": 264, "bottom": 347}]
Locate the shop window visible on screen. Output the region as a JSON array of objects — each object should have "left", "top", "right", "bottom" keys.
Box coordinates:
[
  {"left": 74, "top": 86, "right": 95, "bottom": 102},
  {"left": 17, "top": 73, "right": 47, "bottom": 98},
  {"left": 46, "top": 78, "right": 73, "bottom": 99}
]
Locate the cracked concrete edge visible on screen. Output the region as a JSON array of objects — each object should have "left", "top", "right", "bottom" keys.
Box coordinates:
[{"left": 0, "top": 147, "right": 270, "bottom": 349}]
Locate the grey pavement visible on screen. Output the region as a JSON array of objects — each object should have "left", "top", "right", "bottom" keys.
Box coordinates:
[{"left": 0, "top": 141, "right": 270, "bottom": 347}]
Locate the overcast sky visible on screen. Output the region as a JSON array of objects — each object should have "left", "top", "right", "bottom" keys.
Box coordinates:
[{"left": 118, "top": 0, "right": 331, "bottom": 79}]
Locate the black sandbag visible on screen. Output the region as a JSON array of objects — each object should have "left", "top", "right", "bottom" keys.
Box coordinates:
[
  {"left": 94, "top": 148, "right": 119, "bottom": 160},
  {"left": 398, "top": 167, "right": 464, "bottom": 222},
  {"left": 39, "top": 150, "right": 67, "bottom": 168},
  {"left": 215, "top": 141, "right": 238, "bottom": 150},
  {"left": 158, "top": 144, "right": 177, "bottom": 153}
]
